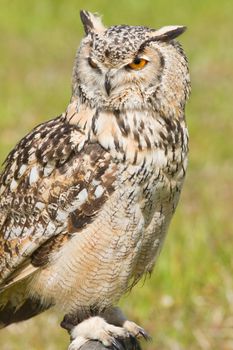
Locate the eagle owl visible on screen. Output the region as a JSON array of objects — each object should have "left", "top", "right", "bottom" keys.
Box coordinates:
[{"left": 0, "top": 10, "right": 190, "bottom": 349}]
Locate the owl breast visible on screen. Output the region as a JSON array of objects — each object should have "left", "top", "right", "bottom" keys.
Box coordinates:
[{"left": 28, "top": 114, "right": 188, "bottom": 313}]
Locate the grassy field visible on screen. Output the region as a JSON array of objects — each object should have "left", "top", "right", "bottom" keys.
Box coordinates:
[{"left": 0, "top": 0, "right": 232, "bottom": 349}]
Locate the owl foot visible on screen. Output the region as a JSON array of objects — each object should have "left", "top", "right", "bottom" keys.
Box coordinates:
[
  {"left": 68, "top": 316, "right": 131, "bottom": 350},
  {"left": 101, "top": 307, "right": 151, "bottom": 341}
]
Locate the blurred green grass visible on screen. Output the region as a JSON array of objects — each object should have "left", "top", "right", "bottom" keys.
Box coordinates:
[{"left": 0, "top": 0, "right": 232, "bottom": 349}]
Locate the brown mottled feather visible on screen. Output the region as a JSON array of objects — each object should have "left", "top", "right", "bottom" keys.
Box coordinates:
[{"left": 0, "top": 107, "right": 116, "bottom": 288}]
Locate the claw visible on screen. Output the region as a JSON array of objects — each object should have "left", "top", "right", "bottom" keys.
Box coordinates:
[
  {"left": 137, "top": 328, "right": 152, "bottom": 341},
  {"left": 129, "top": 335, "right": 142, "bottom": 350},
  {"left": 111, "top": 338, "right": 125, "bottom": 350}
]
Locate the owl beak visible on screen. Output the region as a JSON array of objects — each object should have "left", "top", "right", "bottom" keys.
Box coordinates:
[{"left": 104, "top": 74, "right": 112, "bottom": 96}]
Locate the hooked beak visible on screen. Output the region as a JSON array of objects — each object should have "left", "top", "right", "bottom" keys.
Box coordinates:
[{"left": 104, "top": 73, "right": 112, "bottom": 96}]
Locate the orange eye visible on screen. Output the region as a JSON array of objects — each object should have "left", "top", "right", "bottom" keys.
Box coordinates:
[{"left": 127, "top": 57, "right": 148, "bottom": 70}]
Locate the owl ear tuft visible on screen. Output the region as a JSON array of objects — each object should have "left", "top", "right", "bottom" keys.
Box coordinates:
[
  {"left": 138, "top": 25, "right": 187, "bottom": 53},
  {"left": 152, "top": 25, "right": 187, "bottom": 41},
  {"left": 80, "top": 10, "right": 106, "bottom": 35}
]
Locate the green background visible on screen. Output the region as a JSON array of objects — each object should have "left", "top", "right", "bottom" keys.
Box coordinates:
[{"left": 0, "top": 0, "right": 232, "bottom": 349}]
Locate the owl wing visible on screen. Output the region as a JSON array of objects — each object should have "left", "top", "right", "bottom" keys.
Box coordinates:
[{"left": 0, "top": 114, "right": 116, "bottom": 290}]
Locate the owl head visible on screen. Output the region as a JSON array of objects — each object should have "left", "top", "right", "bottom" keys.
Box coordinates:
[{"left": 72, "top": 11, "right": 190, "bottom": 114}]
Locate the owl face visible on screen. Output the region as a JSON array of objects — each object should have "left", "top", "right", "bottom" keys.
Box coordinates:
[{"left": 72, "top": 11, "right": 190, "bottom": 111}]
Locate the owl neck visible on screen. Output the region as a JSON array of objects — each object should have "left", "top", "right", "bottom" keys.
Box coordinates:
[
  {"left": 65, "top": 98, "right": 188, "bottom": 167},
  {"left": 72, "top": 76, "right": 188, "bottom": 119}
]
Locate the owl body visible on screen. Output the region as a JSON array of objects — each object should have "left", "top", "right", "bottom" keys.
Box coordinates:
[
  {"left": 0, "top": 10, "right": 190, "bottom": 339},
  {"left": 27, "top": 109, "right": 188, "bottom": 314}
]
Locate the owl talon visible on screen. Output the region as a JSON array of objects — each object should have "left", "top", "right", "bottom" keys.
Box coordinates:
[
  {"left": 111, "top": 338, "right": 126, "bottom": 350},
  {"left": 123, "top": 320, "right": 151, "bottom": 341},
  {"left": 129, "top": 334, "right": 142, "bottom": 350},
  {"left": 138, "top": 328, "right": 151, "bottom": 341}
]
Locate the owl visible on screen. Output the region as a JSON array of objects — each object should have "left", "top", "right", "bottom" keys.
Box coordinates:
[{"left": 0, "top": 10, "right": 190, "bottom": 350}]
